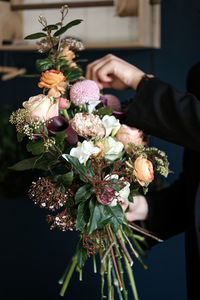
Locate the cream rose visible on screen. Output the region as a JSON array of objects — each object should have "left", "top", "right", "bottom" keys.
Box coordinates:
[
  {"left": 133, "top": 156, "right": 154, "bottom": 186},
  {"left": 23, "top": 94, "right": 59, "bottom": 121},
  {"left": 69, "top": 140, "right": 100, "bottom": 164},
  {"left": 116, "top": 125, "right": 145, "bottom": 149},
  {"left": 103, "top": 137, "right": 124, "bottom": 161}
]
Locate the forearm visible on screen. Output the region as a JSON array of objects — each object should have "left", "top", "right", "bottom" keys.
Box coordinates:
[{"left": 125, "top": 78, "right": 200, "bottom": 151}]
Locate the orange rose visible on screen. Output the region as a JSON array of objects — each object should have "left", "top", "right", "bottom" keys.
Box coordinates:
[
  {"left": 62, "top": 46, "right": 75, "bottom": 61},
  {"left": 38, "top": 69, "right": 68, "bottom": 98},
  {"left": 133, "top": 156, "right": 154, "bottom": 186}
]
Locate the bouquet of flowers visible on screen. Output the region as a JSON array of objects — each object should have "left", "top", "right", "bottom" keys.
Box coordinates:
[{"left": 9, "top": 6, "right": 169, "bottom": 300}]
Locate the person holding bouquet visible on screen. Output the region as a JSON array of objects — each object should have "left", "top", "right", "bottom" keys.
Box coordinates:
[{"left": 86, "top": 55, "right": 200, "bottom": 299}]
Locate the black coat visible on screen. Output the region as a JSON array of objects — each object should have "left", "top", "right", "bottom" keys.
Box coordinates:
[{"left": 125, "top": 78, "right": 200, "bottom": 299}]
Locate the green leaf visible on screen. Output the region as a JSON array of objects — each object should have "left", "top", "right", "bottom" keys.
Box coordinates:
[
  {"left": 60, "top": 171, "right": 74, "bottom": 186},
  {"left": 17, "top": 132, "right": 24, "bottom": 142},
  {"left": 105, "top": 205, "right": 124, "bottom": 232},
  {"left": 55, "top": 131, "right": 67, "bottom": 144},
  {"left": 42, "top": 24, "right": 58, "bottom": 31},
  {"left": 54, "top": 19, "right": 83, "bottom": 37},
  {"left": 88, "top": 199, "right": 105, "bottom": 235},
  {"left": 76, "top": 201, "right": 90, "bottom": 232},
  {"left": 65, "top": 68, "right": 82, "bottom": 82},
  {"left": 26, "top": 140, "right": 45, "bottom": 155},
  {"left": 75, "top": 185, "right": 92, "bottom": 204},
  {"left": 35, "top": 59, "right": 53, "bottom": 73},
  {"left": 8, "top": 157, "right": 42, "bottom": 171},
  {"left": 75, "top": 241, "right": 88, "bottom": 269},
  {"left": 95, "top": 107, "right": 114, "bottom": 116},
  {"left": 24, "top": 32, "right": 47, "bottom": 40},
  {"left": 62, "top": 154, "right": 92, "bottom": 182}
]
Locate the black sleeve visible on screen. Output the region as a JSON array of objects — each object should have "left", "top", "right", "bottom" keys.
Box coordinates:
[
  {"left": 145, "top": 172, "right": 187, "bottom": 243},
  {"left": 125, "top": 78, "right": 200, "bottom": 152}
]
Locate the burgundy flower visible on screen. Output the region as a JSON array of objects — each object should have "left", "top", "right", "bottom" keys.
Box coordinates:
[
  {"left": 47, "top": 116, "right": 78, "bottom": 145},
  {"left": 97, "top": 187, "right": 115, "bottom": 205}
]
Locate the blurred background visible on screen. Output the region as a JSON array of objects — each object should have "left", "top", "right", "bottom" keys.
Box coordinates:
[{"left": 1, "top": 0, "right": 200, "bottom": 299}]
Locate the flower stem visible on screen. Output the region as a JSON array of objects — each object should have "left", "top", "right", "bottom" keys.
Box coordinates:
[
  {"left": 117, "top": 257, "right": 128, "bottom": 300},
  {"left": 62, "top": 108, "right": 70, "bottom": 120},
  {"left": 107, "top": 255, "right": 114, "bottom": 300},
  {"left": 59, "top": 257, "right": 77, "bottom": 297},
  {"left": 111, "top": 263, "right": 124, "bottom": 300},
  {"left": 123, "top": 254, "right": 139, "bottom": 300},
  {"left": 93, "top": 254, "right": 97, "bottom": 273}
]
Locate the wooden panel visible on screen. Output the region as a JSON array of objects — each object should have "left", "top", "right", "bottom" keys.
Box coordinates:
[{"left": 0, "top": 0, "right": 161, "bottom": 50}]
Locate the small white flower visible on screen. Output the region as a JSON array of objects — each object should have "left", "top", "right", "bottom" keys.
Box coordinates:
[
  {"left": 87, "top": 100, "right": 101, "bottom": 113},
  {"left": 103, "top": 137, "right": 124, "bottom": 161},
  {"left": 69, "top": 140, "right": 100, "bottom": 164},
  {"left": 101, "top": 115, "right": 120, "bottom": 136}
]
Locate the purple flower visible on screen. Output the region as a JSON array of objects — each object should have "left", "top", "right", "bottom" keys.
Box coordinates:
[
  {"left": 47, "top": 116, "right": 78, "bottom": 145},
  {"left": 97, "top": 187, "right": 115, "bottom": 205}
]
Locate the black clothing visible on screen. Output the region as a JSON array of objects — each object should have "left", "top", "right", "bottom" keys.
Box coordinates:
[{"left": 125, "top": 78, "right": 200, "bottom": 299}]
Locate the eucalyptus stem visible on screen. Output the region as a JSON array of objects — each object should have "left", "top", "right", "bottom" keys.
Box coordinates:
[{"left": 59, "top": 257, "right": 77, "bottom": 297}]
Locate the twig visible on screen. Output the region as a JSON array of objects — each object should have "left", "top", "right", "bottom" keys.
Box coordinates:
[
  {"left": 116, "top": 232, "right": 133, "bottom": 266},
  {"left": 124, "top": 222, "right": 163, "bottom": 242}
]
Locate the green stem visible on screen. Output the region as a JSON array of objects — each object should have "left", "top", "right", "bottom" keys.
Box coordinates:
[
  {"left": 93, "top": 254, "right": 97, "bottom": 273},
  {"left": 100, "top": 251, "right": 107, "bottom": 300},
  {"left": 123, "top": 254, "right": 139, "bottom": 300},
  {"left": 59, "top": 257, "right": 77, "bottom": 297},
  {"left": 62, "top": 108, "right": 70, "bottom": 120},
  {"left": 107, "top": 255, "right": 113, "bottom": 300},
  {"left": 111, "top": 263, "right": 124, "bottom": 300},
  {"left": 117, "top": 257, "right": 128, "bottom": 300}
]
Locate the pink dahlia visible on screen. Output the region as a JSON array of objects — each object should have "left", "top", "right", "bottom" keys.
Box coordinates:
[{"left": 70, "top": 79, "right": 100, "bottom": 105}]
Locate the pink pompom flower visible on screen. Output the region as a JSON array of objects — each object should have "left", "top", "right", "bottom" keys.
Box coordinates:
[{"left": 70, "top": 79, "right": 100, "bottom": 105}]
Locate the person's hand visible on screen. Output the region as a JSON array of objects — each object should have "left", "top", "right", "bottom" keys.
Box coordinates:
[
  {"left": 86, "top": 54, "right": 145, "bottom": 91},
  {"left": 121, "top": 195, "right": 148, "bottom": 222}
]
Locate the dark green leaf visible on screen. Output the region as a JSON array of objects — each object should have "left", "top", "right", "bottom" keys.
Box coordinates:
[
  {"left": 42, "top": 24, "right": 58, "bottom": 31},
  {"left": 17, "top": 132, "right": 24, "bottom": 142},
  {"left": 60, "top": 171, "right": 73, "bottom": 186},
  {"left": 54, "top": 19, "right": 83, "bottom": 37},
  {"left": 75, "top": 241, "right": 88, "bottom": 269},
  {"left": 26, "top": 140, "right": 45, "bottom": 155},
  {"left": 35, "top": 58, "right": 53, "bottom": 73},
  {"left": 62, "top": 154, "right": 92, "bottom": 182},
  {"left": 75, "top": 185, "right": 92, "bottom": 204},
  {"left": 24, "top": 32, "right": 47, "bottom": 40},
  {"left": 76, "top": 201, "right": 90, "bottom": 232},
  {"left": 105, "top": 205, "right": 124, "bottom": 232},
  {"left": 65, "top": 68, "right": 82, "bottom": 82},
  {"left": 88, "top": 199, "right": 112, "bottom": 234},
  {"left": 8, "top": 157, "right": 42, "bottom": 171}
]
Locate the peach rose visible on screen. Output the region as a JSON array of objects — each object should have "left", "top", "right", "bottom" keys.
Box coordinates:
[
  {"left": 38, "top": 69, "right": 68, "bottom": 98},
  {"left": 116, "top": 125, "right": 145, "bottom": 149},
  {"left": 23, "top": 94, "right": 58, "bottom": 121},
  {"left": 133, "top": 156, "right": 154, "bottom": 186},
  {"left": 62, "top": 46, "right": 75, "bottom": 61}
]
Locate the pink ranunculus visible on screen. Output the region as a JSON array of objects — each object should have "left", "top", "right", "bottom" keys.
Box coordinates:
[
  {"left": 115, "top": 125, "right": 145, "bottom": 149},
  {"left": 101, "top": 94, "right": 121, "bottom": 111},
  {"left": 23, "top": 94, "right": 59, "bottom": 121},
  {"left": 59, "top": 97, "right": 69, "bottom": 109},
  {"left": 133, "top": 156, "right": 154, "bottom": 186}
]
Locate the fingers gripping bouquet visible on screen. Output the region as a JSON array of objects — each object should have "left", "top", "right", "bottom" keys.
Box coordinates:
[{"left": 10, "top": 6, "right": 169, "bottom": 300}]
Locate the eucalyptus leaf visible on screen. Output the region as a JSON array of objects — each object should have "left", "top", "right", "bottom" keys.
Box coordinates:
[
  {"left": 24, "top": 32, "right": 47, "bottom": 40},
  {"left": 54, "top": 19, "right": 83, "bottom": 37},
  {"left": 26, "top": 140, "right": 45, "bottom": 155}
]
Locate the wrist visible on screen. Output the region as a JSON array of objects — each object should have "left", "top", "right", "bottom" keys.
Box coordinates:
[{"left": 136, "top": 74, "right": 155, "bottom": 92}]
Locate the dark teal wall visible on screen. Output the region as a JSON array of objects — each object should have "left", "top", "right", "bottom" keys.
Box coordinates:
[{"left": 1, "top": 0, "right": 200, "bottom": 299}]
